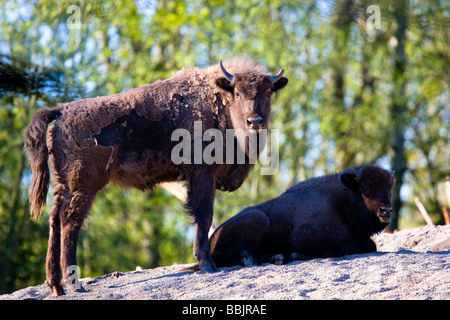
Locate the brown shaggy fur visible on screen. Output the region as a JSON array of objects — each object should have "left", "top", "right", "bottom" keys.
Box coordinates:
[
  {"left": 23, "top": 56, "right": 288, "bottom": 296},
  {"left": 208, "top": 165, "right": 395, "bottom": 268}
]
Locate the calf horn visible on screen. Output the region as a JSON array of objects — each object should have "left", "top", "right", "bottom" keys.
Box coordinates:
[
  {"left": 219, "top": 61, "right": 234, "bottom": 82},
  {"left": 220, "top": 60, "right": 284, "bottom": 83},
  {"left": 270, "top": 69, "right": 285, "bottom": 83}
]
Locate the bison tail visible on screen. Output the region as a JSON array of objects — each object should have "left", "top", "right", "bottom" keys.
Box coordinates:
[{"left": 24, "top": 108, "right": 61, "bottom": 220}]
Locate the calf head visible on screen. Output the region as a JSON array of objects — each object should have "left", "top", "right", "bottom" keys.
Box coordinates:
[
  {"left": 215, "top": 61, "right": 288, "bottom": 157},
  {"left": 340, "top": 165, "right": 395, "bottom": 224}
]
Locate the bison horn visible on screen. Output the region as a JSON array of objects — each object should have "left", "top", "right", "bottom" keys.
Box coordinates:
[
  {"left": 219, "top": 61, "right": 234, "bottom": 82},
  {"left": 270, "top": 68, "right": 285, "bottom": 83}
]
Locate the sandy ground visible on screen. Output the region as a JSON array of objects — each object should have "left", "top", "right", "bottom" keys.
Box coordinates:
[{"left": 1, "top": 224, "right": 449, "bottom": 300}]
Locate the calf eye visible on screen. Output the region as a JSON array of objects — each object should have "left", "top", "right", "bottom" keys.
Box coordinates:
[{"left": 235, "top": 89, "right": 241, "bottom": 98}]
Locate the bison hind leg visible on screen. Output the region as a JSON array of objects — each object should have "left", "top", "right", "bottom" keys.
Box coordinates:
[
  {"left": 240, "top": 250, "right": 256, "bottom": 266},
  {"left": 249, "top": 253, "right": 285, "bottom": 265},
  {"left": 288, "top": 252, "right": 311, "bottom": 261},
  {"left": 270, "top": 254, "right": 286, "bottom": 265},
  {"left": 210, "top": 209, "right": 271, "bottom": 268}
]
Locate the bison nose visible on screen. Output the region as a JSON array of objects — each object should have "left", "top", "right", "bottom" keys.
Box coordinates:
[
  {"left": 247, "top": 117, "right": 264, "bottom": 130},
  {"left": 378, "top": 207, "right": 393, "bottom": 223}
]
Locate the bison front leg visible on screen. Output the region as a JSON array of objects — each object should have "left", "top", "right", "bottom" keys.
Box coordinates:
[{"left": 187, "top": 170, "right": 217, "bottom": 272}]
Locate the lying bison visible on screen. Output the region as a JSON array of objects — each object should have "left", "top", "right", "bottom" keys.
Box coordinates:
[
  {"left": 209, "top": 165, "right": 394, "bottom": 267},
  {"left": 24, "top": 56, "right": 288, "bottom": 295}
]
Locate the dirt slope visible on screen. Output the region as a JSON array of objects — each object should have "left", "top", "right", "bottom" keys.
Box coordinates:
[{"left": 2, "top": 225, "right": 449, "bottom": 300}]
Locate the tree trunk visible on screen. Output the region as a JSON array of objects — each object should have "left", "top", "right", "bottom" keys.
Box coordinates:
[{"left": 388, "top": 0, "right": 408, "bottom": 231}]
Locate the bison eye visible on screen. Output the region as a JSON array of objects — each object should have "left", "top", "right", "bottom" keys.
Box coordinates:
[
  {"left": 265, "top": 91, "right": 272, "bottom": 99},
  {"left": 235, "top": 89, "right": 241, "bottom": 99},
  {"left": 361, "top": 185, "right": 370, "bottom": 193}
]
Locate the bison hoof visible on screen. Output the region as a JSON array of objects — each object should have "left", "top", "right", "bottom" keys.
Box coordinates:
[
  {"left": 45, "top": 280, "right": 65, "bottom": 296},
  {"left": 70, "top": 285, "right": 87, "bottom": 293},
  {"left": 241, "top": 250, "right": 256, "bottom": 267},
  {"left": 198, "top": 258, "right": 217, "bottom": 273},
  {"left": 288, "top": 252, "right": 310, "bottom": 261},
  {"left": 271, "top": 254, "right": 285, "bottom": 265},
  {"left": 199, "top": 264, "right": 217, "bottom": 273}
]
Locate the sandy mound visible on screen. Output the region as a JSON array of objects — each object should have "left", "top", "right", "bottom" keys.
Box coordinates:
[{"left": 2, "top": 225, "right": 449, "bottom": 300}]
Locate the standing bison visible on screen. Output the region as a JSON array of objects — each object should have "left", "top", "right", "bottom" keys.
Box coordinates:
[
  {"left": 209, "top": 165, "right": 395, "bottom": 267},
  {"left": 24, "top": 56, "right": 288, "bottom": 295}
]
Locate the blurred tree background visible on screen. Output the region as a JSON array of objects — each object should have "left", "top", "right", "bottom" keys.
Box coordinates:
[{"left": 0, "top": 0, "right": 449, "bottom": 294}]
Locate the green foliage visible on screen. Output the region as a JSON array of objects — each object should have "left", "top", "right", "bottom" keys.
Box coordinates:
[{"left": 0, "top": 0, "right": 449, "bottom": 294}]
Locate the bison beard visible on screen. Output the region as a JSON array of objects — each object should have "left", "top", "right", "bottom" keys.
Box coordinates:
[
  {"left": 23, "top": 56, "right": 288, "bottom": 296},
  {"left": 208, "top": 165, "right": 395, "bottom": 267}
]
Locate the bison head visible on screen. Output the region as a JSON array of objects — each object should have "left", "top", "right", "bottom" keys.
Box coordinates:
[
  {"left": 340, "top": 165, "right": 395, "bottom": 224},
  {"left": 215, "top": 61, "right": 288, "bottom": 158}
]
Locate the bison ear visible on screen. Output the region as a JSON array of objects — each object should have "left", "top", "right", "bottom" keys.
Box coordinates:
[
  {"left": 340, "top": 168, "right": 359, "bottom": 190},
  {"left": 273, "top": 77, "right": 288, "bottom": 93},
  {"left": 390, "top": 171, "right": 396, "bottom": 186},
  {"left": 215, "top": 77, "right": 234, "bottom": 94}
]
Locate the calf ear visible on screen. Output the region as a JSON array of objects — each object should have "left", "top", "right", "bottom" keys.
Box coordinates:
[
  {"left": 340, "top": 168, "right": 359, "bottom": 190},
  {"left": 390, "top": 171, "right": 396, "bottom": 186},
  {"left": 215, "top": 77, "right": 234, "bottom": 93},
  {"left": 273, "top": 77, "right": 288, "bottom": 93}
]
